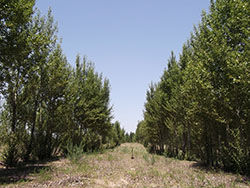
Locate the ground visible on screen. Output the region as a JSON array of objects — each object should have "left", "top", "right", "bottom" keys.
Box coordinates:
[{"left": 0, "top": 143, "right": 249, "bottom": 187}]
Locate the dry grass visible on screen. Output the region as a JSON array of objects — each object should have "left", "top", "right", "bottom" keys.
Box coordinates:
[{"left": 0, "top": 143, "right": 249, "bottom": 187}]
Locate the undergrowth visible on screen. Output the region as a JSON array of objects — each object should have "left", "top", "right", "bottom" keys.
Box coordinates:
[{"left": 66, "top": 142, "right": 85, "bottom": 163}]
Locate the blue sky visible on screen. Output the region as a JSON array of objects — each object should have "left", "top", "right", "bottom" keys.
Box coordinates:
[{"left": 36, "top": 0, "right": 210, "bottom": 133}]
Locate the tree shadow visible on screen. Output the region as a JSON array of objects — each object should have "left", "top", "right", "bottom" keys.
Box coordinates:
[
  {"left": 0, "top": 157, "right": 60, "bottom": 185},
  {"left": 0, "top": 165, "right": 51, "bottom": 185},
  {"left": 190, "top": 162, "right": 250, "bottom": 185},
  {"left": 190, "top": 161, "right": 213, "bottom": 172}
]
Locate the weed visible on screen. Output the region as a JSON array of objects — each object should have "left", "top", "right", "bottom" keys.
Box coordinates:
[
  {"left": 77, "top": 163, "right": 91, "bottom": 174},
  {"left": 107, "top": 153, "right": 116, "bottom": 161},
  {"left": 120, "top": 146, "right": 130, "bottom": 154},
  {"left": 197, "top": 173, "right": 205, "bottom": 182},
  {"left": 127, "top": 169, "right": 141, "bottom": 179},
  {"left": 143, "top": 153, "right": 156, "bottom": 165},
  {"left": 149, "top": 168, "right": 161, "bottom": 177},
  {"left": 127, "top": 170, "right": 136, "bottom": 178},
  {"left": 151, "top": 154, "right": 156, "bottom": 165},
  {"left": 143, "top": 153, "right": 149, "bottom": 163},
  {"left": 96, "top": 155, "right": 103, "bottom": 161},
  {"left": 1, "top": 143, "right": 247, "bottom": 188},
  {"left": 66, "top": 142, "right": 84, "bottom": 163},
  {"left": 169, "top": 172, "right": 175, "bottom": 180},
  {"left": 59, "top": 166, "right": 72, "bottom": 174},
  {"left": 33, "top": 167, "right": 52, "bottom": 183}
]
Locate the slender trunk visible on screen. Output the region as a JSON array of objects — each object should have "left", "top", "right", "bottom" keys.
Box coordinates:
[
  {"left": 10, "top": 85, "right": 17, "bottom": 133},
  {"left": 204, "top": 123, "right": 210, "bottom": 166},
  {"left": 205, "top": 123, "right": 213, "bottom": 166},
  {"left": 187, "top": 122, "right": 191, "bottom": 158},
  {"left": 25, "top": 98, "right": 38, "bottom": 161},
  {"left": 11, "top": 97, "right": 17, "bottom": 133},
  {"left": 209, "top": 134, "right": 214, "bottom": 166},
  {"left": 182, "top": 123, "right": 187, "bottom": 159},
  {"left": 46, "top": 102, "right": 55, "bottom": 158},
  {"left": 11, "top": 69, "right": 21, "bottom": 133}
]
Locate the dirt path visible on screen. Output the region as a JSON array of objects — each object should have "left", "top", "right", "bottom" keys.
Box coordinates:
[{"left": 1, "top": 143, "right": 249, "bottom": 187}]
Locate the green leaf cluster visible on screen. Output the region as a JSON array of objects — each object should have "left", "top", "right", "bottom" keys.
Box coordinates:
[
  {"left": 0, "top": 1, "right": 113, "bottom": 166},
  {"left": 137, "top": 0, "right": 249, "bottom": 175}
]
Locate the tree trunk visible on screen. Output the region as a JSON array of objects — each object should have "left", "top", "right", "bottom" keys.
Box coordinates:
[
  {"left": 10, "top": 90, "right": 17, "bottom": 133},
  {"left": 25, "top": 98, "right": 38, "bottom": 161}
]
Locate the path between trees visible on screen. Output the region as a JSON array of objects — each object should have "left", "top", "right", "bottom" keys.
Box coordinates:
[{"left": 1, "top": 143, "right": 249, "bottom": 187}]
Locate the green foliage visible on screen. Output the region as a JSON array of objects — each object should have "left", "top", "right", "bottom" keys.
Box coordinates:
[
  {"left": 137, "top": 0, "right": 250, "bottom": 175},
  {"left": 63, "top": 56, "right": 112, "bottom": 152},
  {"left": 2, "top": 138, "right": 19, "bottom": 167},
  {"left": 151, "top": 154, "right": 156, "bottom": 165},
  {"left": 0, "top": 1, "right": 114, "bottom": 166},
  {"left": 0, "top": 0, "right": 35, "bottom": 166},
  {"left": 143, "top": 153, "right": 156, "bottom": 165},
  {"left": 135, "top": 120, "right": 148, "bottom": 147},
  {"left": 33, "top": 167, "right": 53, "bottom": 183},
  {"left": 66, "top": 142, "right": 85, "bottom": 163},
  {"left": 112, "top": 121, "right": 125, "bottom": 146},
  {"left": 128, "top": 132, "right": 136, "bottom": 143}
]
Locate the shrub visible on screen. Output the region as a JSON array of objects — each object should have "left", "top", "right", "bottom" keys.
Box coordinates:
[{"left": 66, "top": 142, "right": 85, "bottom": 163}]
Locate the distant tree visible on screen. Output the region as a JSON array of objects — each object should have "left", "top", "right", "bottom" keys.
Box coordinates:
[
  {"left": 129, "top": 132, "right": 135, "bottom": 142},
  {"left": 64, "top": 55, "right": 113, "bottom": 152},
  {"left": 135, "top": 121, "right": 148, "bottom": 146},
  {"left": 113, "top": 121, "right": 122, "bottom": 146}
]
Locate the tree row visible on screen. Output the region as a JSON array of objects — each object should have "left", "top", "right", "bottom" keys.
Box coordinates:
[
  {"left": 136, "top": 0, "right": 249, "bottom": 175},
  {"left": 0, "top": 0, "right": 130, "bottom": 166}
]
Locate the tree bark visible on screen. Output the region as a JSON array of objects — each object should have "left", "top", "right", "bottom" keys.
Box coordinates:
[{"left": 25, "top": 98, "right": 38, "bottom": 161}]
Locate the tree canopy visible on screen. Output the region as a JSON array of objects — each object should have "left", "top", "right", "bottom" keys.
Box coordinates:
[
  {"left": 0, "top": 1, "right": 127, "bottom": 166},
  {"left": 136, "top": 0, "right": 249, "bottom": 175}
]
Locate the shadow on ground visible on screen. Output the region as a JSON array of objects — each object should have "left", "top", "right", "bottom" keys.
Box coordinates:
[
  {"left": 191, "top": 162, "right": 250, "bottom": 185},
  {"left": 0, "top": 157, "right": 60, "bottom": 185},
  {"left": 0, "top": 165, "right": 51, "bottom": 185}
]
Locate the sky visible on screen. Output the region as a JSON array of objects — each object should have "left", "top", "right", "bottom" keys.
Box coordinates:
[{"left": 36, "top": 0, "right": 210, "bottom": 133}]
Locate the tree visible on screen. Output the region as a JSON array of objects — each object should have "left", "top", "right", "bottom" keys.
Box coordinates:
[
  {"left": 135, "top": 120, "right": 148, "bottom": 146},
  {"left": 0, "top": 0, "right": 35, "bottom": 166},
  {"left": 64, "top": 56, "right": 113, "bottom": 152},
  {"left": 23, "top": 9, "right": 61, "bottom": 160},
  {"left": 138, "top": 0, "right": 249, "bottom": 174},
  {"left": 0, "top": 1, "right": 116, "bottom": 165},
  {"left": 189, "top": 0, "right": 249, "bottom": 171},
  {"left": 113, "top": 121, "right": 123, "bottom": 146}
]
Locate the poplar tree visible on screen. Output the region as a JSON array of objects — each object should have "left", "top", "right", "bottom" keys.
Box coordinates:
[
  {"left": 137, "top": 0, "right": 249, "bottom": 174},
  {"left": 0, "top": 0, "right": 35, "bottom": 166}
]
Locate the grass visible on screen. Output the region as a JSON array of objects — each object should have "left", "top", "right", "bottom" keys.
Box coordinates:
[
  {"left": 0, "top": 143, "right": 249, "bottom": 187},
  {"left": 32, "top": 167, "right": 53, "bottom": 183},
  {"left": 107, "top": 153, "right": 116, "bottom": 161},
  {"left": 119, "top": 146, "right": 130, "bottom": 154},
  {"left": 143, "top": 153, "right": 150, "bottom": 163},
  {"left": 143, "top": 153, "right": 157, "bottom": 165},
  {"left": 66, "top": 142, "right": 85, "bottom": 163}
]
